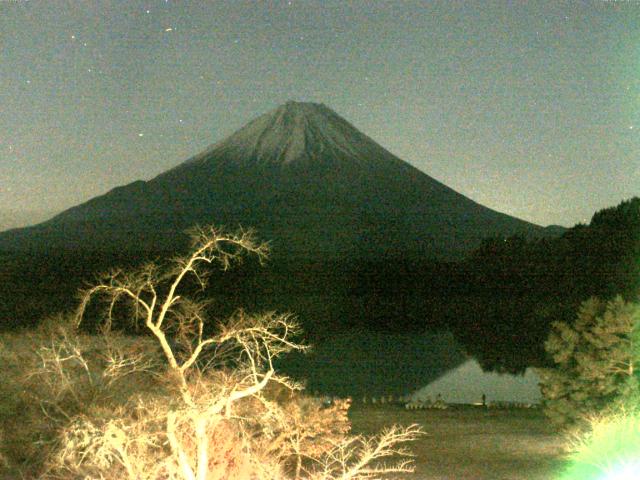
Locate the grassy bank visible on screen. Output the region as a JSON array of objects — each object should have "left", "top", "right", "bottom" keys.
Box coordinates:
[{"left": 349, "top": 403, "right": 567, "bottom": 480}]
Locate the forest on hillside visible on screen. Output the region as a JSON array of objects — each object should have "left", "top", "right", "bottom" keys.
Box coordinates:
[{"left": 451, "top": 197, "right": 640, "bottom": 371}]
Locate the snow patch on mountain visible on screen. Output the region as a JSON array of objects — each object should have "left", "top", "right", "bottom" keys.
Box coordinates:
[{"left": 178, "top": 101, "right": 405, "bottom": 170}]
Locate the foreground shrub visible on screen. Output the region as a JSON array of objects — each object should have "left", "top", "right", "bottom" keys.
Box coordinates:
[
  {"left": 1, "top": 226, "right": 421, "bottom": 479},
  {"left": 0, "top": 318, "right": 164, "bottom": 477},
  {"left": 557, "top": 409, "right": 640, "bottom": 480}
]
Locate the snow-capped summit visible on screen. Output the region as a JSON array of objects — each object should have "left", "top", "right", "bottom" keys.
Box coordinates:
[
  {"left": 0, "top": 102, "right": 553, "bottom": 259},
  {"left": 175, "top": 100, "right": 402, "bottom": 170}
]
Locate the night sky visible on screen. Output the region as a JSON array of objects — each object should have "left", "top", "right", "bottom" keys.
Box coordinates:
[{"left": 1, "top": 0, "right": 638, "bottom": 231}]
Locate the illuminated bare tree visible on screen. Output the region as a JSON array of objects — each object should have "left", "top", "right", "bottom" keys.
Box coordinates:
[
  {"left": 73, "top": 227, "right": 300, "bottom": 476},
  {"left": 27, "top": 225, "right": 425, "bottom": 480}
]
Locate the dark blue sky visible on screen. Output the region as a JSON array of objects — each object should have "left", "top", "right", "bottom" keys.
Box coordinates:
[{"left": 1, "top": 0, "right": 638, "bottom": 230}]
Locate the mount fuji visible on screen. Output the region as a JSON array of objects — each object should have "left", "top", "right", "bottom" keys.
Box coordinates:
[{"left": 0, "top": 101, "right": 555, "bottom": 260}]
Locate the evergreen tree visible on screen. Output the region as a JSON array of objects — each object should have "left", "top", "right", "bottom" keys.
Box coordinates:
[{"left": 538, "top": 296, "right": 640, "bottom": 428}]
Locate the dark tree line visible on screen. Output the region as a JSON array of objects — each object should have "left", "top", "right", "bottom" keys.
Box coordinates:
[
  {"left": 453, "top": 197, "right": 640, "bottom": 372},
  {"left": 1, "top": 198, "right": 638, "bottom": 376}
]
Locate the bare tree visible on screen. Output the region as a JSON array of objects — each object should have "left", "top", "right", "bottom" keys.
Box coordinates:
[
  {"left": 309, "top": 424, "right": 424, "bottom": 480},
  {"left": 27, "top": 226, "right": 424, "bottom": 480},
  {"left": 72, "top": 227, "right": 302, "bottom": 478}
]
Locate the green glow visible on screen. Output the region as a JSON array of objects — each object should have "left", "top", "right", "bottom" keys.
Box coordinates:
[{"left": 557, "top": 411, "right": 640, "bottom": 479}]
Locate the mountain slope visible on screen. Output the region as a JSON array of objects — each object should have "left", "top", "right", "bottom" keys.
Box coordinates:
[{"left": 0, "top": 101, "right": 554, "bottom": 260}]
